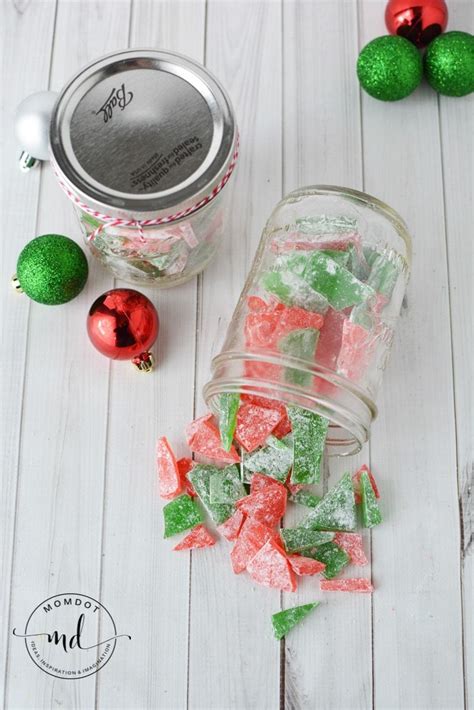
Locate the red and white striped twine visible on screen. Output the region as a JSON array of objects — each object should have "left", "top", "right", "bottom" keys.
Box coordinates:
[{"left": 50, "top": 137, "right": 239, "bottom": 242}]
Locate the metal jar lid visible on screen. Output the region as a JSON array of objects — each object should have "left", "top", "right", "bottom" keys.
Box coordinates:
[{"left": 50, "top": 49, "right": 237, "bottom": 220}]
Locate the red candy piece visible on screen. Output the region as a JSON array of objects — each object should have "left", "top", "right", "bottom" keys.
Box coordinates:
[
  {"left": 247, "top": 539, "right": 297, "bottom": 592},
  {"left": 156, "top": 436, "right": 182, "bottom": 499},
  {"left": 316, "top": 307, "right": 347, "bottom": 371},
  {"left": 247, "top": 295, "right": 268, "bottom": 312},
  {"left": 217, "top": 509, "right": 245, "bottom": 541},
  {"left": 285, "top": 473, "right": 303, "bottom": 496},
  {"left": 276, "top": 305, "right": 324, "bottom": 337},
  {"left": 230, "top": 519, "right": 278, "bottom": 574},
  {"left": 177, "top": 457, "right": 196, "bottom": 498},
  {"left": 272, "top": 415, "right": 292, "bottom": 438},
  {"left": 250, "top": 473, "right": 287, "bottom": 495},
  {"left": 352, "top": 465, "right": 380, "bottom": 504},
  {"left": 245, "top": 310, "right": 281, "bottom": 349},
  {"left": 186, "top": 415, "right": 239, "bottom": 464},
  {"left": 320, "top": 578, "right": 373, "bottom": 593},
  {"left": 288, "top": 555, "right": 326, "bottom": 576},
  {"left": 234, "top": 403, "right": 283, "bottom": 452},
  {"left": 241, "top": 395, "right": 291, "bottom": 437},
  {"left": 337, "top": 321, "right": 380, "bottom": 381},
  {"left": 333, "top": 532, "right": 368, "bottom": 566},
  {"left": 236, "top": 486, "right": 287, "bottom": 528},
  {"left": 173, "top": 524, "right": 216, "bottom": 551}
]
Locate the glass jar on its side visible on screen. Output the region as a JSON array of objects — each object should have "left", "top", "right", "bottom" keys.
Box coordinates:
[{"left": 204, "top": 186, "right": 411, "bottom": 456}]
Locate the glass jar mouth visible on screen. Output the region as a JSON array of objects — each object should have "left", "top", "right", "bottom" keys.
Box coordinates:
[
  {"left": 204, "top": 350, "right": 377, "bottom": 457},
  {"left": 268, "top": 185, "right": 412, "bottom": 267}
]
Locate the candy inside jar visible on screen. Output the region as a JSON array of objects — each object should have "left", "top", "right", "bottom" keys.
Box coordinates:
[{"left": 204, "top": 186, "right": 411, "bottom": 455}]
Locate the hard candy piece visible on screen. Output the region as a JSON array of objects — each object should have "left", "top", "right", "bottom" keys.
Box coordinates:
[
  {"left": 277, "top": 305, "right": 324, "bottom": 334},
  {"left": 360, "top": 470, "right": 382, "bottom": 528},
  {"left": 217, "top": 509, "right": 245, "bottom": 541},
  {"left": 352, "top": 465, "right": 380, "bottom": 505},
  {"left": 163, "top": 494, "right": 203, "bottom": 538},
  {"left": 308, "top": 542, "right": 350, "bottom": 579},
  {"left": 234, "top": 402, "right": 283, "bottom": 452},
  {"left": 218, "top": 393, "right": 240, "bottom": 452},
  {"left": 177, "top": 458, "right": 197, "bottom": 497},
  {"left": 247, "top": 539, "right": 297, "bottom": 592},
  {"left": 156, "top": 436, "right": 182, "bottom": 499},
  {"left": 333, "top": 532, "right": 368, "bottom": 566},
  {"left": 188, "top": 465, "right": 235, "bottom": 525},
  {"left": 296, "top": 215, "right": 358, "bottom": 236},
  {"left": 186, "top": 414, "right": 240, "bottom": 464},
  {"left": 336, "top": 320, "right": 376, "bottom": 382},
  {"left": 302, "top": 472, "right": 357, "bottom": 532},
  {"left": 320, "top": 578, "right": 373, "bottom": 593},
  {"left": 302, "top": 251, "right": 375, "bottom": 311},
  {"left": 261, "top": 269, "right": 329, "bottom": 313},
  {"left": 173, "top": 524, "right": 216, "bottom": 551},
  {"left": 280, "top": 528, "right": 335, "bottom": 553},
  {"left": 321, "top": 249, "right": 350, "bottom": 267},
  {"left": 288, "top": 407, "right": 328, "bottom": 484},
  {"left": 288, "top": 555, "right": 326, "bottom": 576},
  {"left": 230, "top": 518, "right": 279, "bottom": 574},
  {"left": 271, "top": 602, "right": 319, "bottom": 640},
  {"left": 241, "top": 395, "right": 291, "bottom": 438},
  {"left": 244, "top": 309, "right": 281, "bottom": 349},
  {"left": 247, "top": 295, "right": 268, "bottom": 312},
  {"left": 209, "top": 465, "right": 246, "bottom": 505},
  {"left": 289, "top": 489, "right": 321, "bottom": 508},
  {"left": 243, "top": 435, "right": 293, "bottom": 483},
  {"left": 315, "top": 307, "right": 348, "bottom": 370},
  {"left": 279, "top": 328, "right": 319, "bottom": 387},
  {"left": 367, "top": 252, "right": 400, "bottom": 298},
  {"left": 250, "top": 473, "right": 287, "bottom": 495},
  {"left": 236, "top": 485, "right": 287, "bottom": 527},
  {"left": 272, "top": 415, "right": 293, "bottom": 439}
]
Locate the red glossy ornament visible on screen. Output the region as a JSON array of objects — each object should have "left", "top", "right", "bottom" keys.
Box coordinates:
[
  {"left": 385, "top": 0, "right": 448, "bottom": 48},
  {"left": 87, "top": 289, "right": 159, "bottom": 372}
]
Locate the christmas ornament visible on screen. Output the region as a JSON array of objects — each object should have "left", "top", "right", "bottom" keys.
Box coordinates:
[
  {"left": 87, "top": 289, "right": 159, "bottom": 372},
  {"left": 424, "top": 31, "right": 474, "bottom": 96},
  {"left": 15, "top": 91, "right": 57, "bottom": 171},
  {"left": 357, "top": 35, "right": 423, "bottom": 101},
  {"left": 13, "top": 234, "right": 88, "bottom": 305},
  {"left": 385, "top": 0, "right": 448, "bottom": 48}
]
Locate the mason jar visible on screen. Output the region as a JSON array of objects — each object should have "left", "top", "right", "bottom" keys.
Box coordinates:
[
  {"left": 204, "top": 186, "right": 411, "bottom": 456},
  {"left": 49, "top": 49, "right": 238, "bottom": 287}
]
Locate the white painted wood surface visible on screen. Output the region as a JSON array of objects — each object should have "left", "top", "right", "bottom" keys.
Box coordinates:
[{"left": 1, "top": 1, "right": 472, "bottom": 708}]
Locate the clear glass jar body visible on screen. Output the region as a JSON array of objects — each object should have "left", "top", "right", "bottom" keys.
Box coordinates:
[
  {"left": 204, "top": 186, "right": 411, "bottom": 456},
  {"left": 76, "top": 185, "right": 231, "bottom": 287}
]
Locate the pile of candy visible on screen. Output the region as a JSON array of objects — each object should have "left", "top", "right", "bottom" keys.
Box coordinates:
[{"left": 157, "top": 396, "right": 382, "bottom": 639}]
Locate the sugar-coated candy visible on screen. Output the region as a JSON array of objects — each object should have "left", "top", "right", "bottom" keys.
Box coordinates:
[
  {"left": 279, "top": 328, "right": 319, "bottom": 387},
  {"left": 230, "top": 518, "right": 279, "bottom": 574},
  {"left": 173, "top": 524, "right": 216, "bottom": 551},
  {"left": 336, "top": 320, "right": 378, "bottom": 382},
  {"left": 296, "top": 215, "right": 358, "bottom": 235},
  {"left": 236, "top": 484, "right": 287, "bottom": 527},
  {"left": 321, "top": 249, "right": 351, "bottom": 267},
  {"left": 315, "top": 307, "right": 347, "bottom": 370},
  {"left": 352, "top": 465, "right": 380, "bottom": 504},
  {"left": 218, "top": 393, "right": 240, "bottom": 452},
  {"left": 250, "top": 472, "right": 287, "bottom": 495},
  {"left": 246, "top": 539, "right": 297, "bottom": 592},
  {"left": 217, "top": 509, "right": 245, "bottom": 541},
  {"left": 243, "top": 435, "right": 293, "bottom": 483},
  {"left": 302, "top": 473, "right": 357, "bottom": 532},
  {"left": 288, "top": 406, "right": 328, "bottom": 484},
  {"left": 240, "top": 395, "right": 292, "bottom": 438},
  {"left": 186, "top": 414, "right": 239, "bottom": 464},
  {"left": 289, "top": 489, "right": 321, "bottom": 508},
  {"left": 188, "top": 465, "right": 235, "bottom": 525},
  {"left": 360, "top": 470, "right": 382, "bottom": 528},
  {"left": 308, "top": 542, "right": 350, "bottom": 579},
  {"left": 271, "top": 602, "right": 319, "bottom": 640},
  {"left": 209, "top": 465, "right": 246, "bottom": 505},
  {"left": 301, "top": 251, "right": 375, "bottom": 311},
  {"left": 261, "top": 269, "right": 329, "bottom": 313},
  {"left": 163, "top": 494, "right": 204, "bottom": 538},
  {"left": 320, "top": 578, "right": 373, "bottom": 593},
  {"left": 288, "top": 555, "right": 326, "bottom": 576},
  {"left": 280, "top": 528, "right": 335, "bottom": 553},
  {"left": 156, "top": 436, "right": 182, "bottom": 499},
  {"left": 234, "top": 402, "right": 283, "bottom": 452},
  {"left": 333, "top": 532, "right": 368, "bottom": 566},
  {"left": 177, "top": 457, "right": 197, "bottom": 497},
  {"left": 367, "top": 252, "right": 400, "bottom": 298}
]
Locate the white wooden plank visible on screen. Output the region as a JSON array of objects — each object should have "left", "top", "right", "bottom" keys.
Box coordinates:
[
  {"left": 188, "top": 2, "right": 282, "bottom": 708},
  {"left": 95, "top": 2, "right": 206, "bottom": 708},
  {"left": 282, "top": 2, "right": 372, "bottom": 708},
  {"left": 1, "top": 2, "right": 57, "bottom": 701},
  {"left": 438, "top": 3, "right": 474, "bottom": 706},
  {"left": 360, "top": 3, "right": 465, "bottom": 709},
  {"left": 3, "top": 1, "right": 131, "bottom": 707}
]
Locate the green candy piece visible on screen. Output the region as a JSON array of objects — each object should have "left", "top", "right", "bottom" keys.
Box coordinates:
[
  {"left": 261, "top": 270, "right": 329, "bottom": 313},
  {"left": 272, "top": 602, "right": 319, "bottom": 640},
  {"left": 280, "top": 528, "right": 335, "bottom": 553},
  {"left": 81, "top": 212, "right": 102, "bottom": 230},
  {"left": 288, "top": 407, "right": 328, "bottom": 484},
  {"left": 302, "top": 472, "right": 357, "bottom": 532},
  {"left": 296, "top": 215, "right": 357, "bottom": 235},
  {"left": 302, "top": 251, "right": 375, "bottom": 311},
  {"left": 350, "top": 302, "right": 375, "bottom": 331},
  {"left": 243, "top": 435, "right": 293, "bottom": 483},
  {"left": 188, "top": 465, "right": 234, "bottom": 524},
  {"left": 209, "top": 465, "right": 246, "bottom": 505},
  {"left": 367, "top": 252, "right": 400, "bottom": 298},
  {"left": 279, "top": 328, "right": 319, "bottom": 387},
  {"left": 290, "top": 489, "right": 321, "bottom": 508},
  {"left": 320, "top": 249, "right": 350, "bottom": 267},
  {"left": 163, "top": 494, "right": 203, "bottom": 538},
  {"left": 360, "top": 470, "right": 382, "bottom": 528},
  {"left": 308, "top": 542, "right": 350, "bottom": 579},
  {"left": 218, "top": 393, "right": 240, "bottom": 451}
]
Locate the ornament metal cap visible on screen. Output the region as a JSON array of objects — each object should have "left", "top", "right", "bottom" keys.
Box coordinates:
[{"left": 132, "top": 351, "right": 155, "bottom": 373}]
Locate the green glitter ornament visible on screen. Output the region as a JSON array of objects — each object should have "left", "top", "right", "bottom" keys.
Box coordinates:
[
  {"left": 357, "top": 35, "right": 423, "bottom": 101},
  {"left": 424, "top": 32, "right": 474, "bottom": 97},
  {"left": 14, "top": 234, "right": 88, "bottom": 305}
]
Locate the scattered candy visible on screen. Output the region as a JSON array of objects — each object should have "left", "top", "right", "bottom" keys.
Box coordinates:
[
  {"left": 246, "top": 539, "right": 297, "bottom": 592},
  {"left": 209, "top": 465, "right": 246, "bottom": 505},
  {"left": 308, "top": 542, "right": 350, "bottom": 579},
  {"left": 288, "top": 407, "right": 328, "bottom": 484},
  {"left": 271, "top": 602, "right": 319, "bottom": 640},
  {"left": 163, "top": 494, "right": 203, "bottom": 538},
  {"left": 173, "top": 524, "right": 216, "bottom": 551},
  {"left": 302, "top": 473, "right": 357, "bottom": 531},
  {"left": 280, "top": 528, "right": 335, "bottom": 553},
  {"left": 230, "top": 518, "right": 279, "bottom": 574},
  {"left": 288, "top": 555, "right": 326, "bottom": 576},
  {"left": 177, "top": 457, "right": 196, "bottom": 497},
  {"left": 243, "top": 435, "right": 293, "bottom": 483},
  {"left": 234, "top": 402, "right": 283, "bottom": 452},
  {"left": 186, "top": 415, "right": 239, "bottom": 464},
  {"left": 352, "top": 464, "right": 380, "bottom": 505},
  {"left": 156, "top": 436, "right": 182, "bottom": 499},
  {"left": 360, "top": 470, "right": 382, "bottom": 528},
  {"left": 320, "top": 578, "right": 373, "bottom": 593},
  {"left": 218, "top": 393, "right": 240, "bottom": 452},
  {"left": 333, "top": 532, "right": 368, "bottom": 566},
  {"left": 217, "top": 509, "right": 246, "bottom": 541},
  {"left": 289, "top": 489, "right": 321, "bottom": 508},
  {"left": 188, "top": 465, "right": 235, "bottom": 525},
  {"left": 236, "top": 485, "right": 287, "bottom": 527}
]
